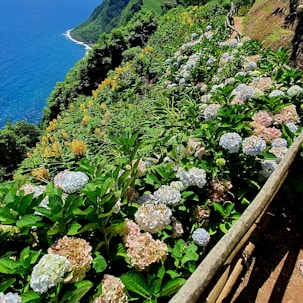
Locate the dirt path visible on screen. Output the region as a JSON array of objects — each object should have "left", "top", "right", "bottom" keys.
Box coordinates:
[{"left": 227, "top": 156, "right": 303, "bottom": 303}]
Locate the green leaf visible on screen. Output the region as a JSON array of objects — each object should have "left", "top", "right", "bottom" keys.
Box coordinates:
[
  {"left": 159, "top": 278, "right": 186, "bottom": 297},
  {"left": 181, "top": 244, "right": 199, "bottom": 266},
  {"left": 166, "top": 270, "right": 181, "bottom": 279},
  {"left": 149, "top": 278, "right": 162, "bottom": 296},
  {"left": 0, "top": 278, "right": 16, "bottom": 292},
  {"left": 21, "top": 292, "right": 41, "bottom": 303},
  {"left": 120, "top": 271, "right": 151, "bottom": 298},
  {"left": 0, "top": 258, "right": 21, "bottom": 274},
  {"left": 47, "top": 222, "right": 63, "bottom": 236},
  {"left": 93, "top": 254, "right": 107, "bottom": 273},
  {"left": 16, "top": 214, "right": 42, "bottom": 228},
  {"left": 67, "top": 222, "right": 82, "bottom": 236},
  {"left": 212, "top": 202, "right": 225, "bottom": 216},
  {"left": 60, "top": 280, "right": 93, "bottom": 303}
]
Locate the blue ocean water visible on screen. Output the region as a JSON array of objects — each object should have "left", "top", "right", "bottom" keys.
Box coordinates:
[{"left": 0, "top": 0, "right": 101, "bottom": 128}]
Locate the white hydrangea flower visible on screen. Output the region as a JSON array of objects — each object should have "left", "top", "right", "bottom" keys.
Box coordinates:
[
  {"left": 219, "top": 132, "right": 242, "bottom": 153},
  {"left": 134, "top": 203, "right": 172, "bottom": 234},
  {"left": 54, "top": 170, "right": 89, "bottom": 194},
  {"left": 153, "top": 185, "right": 181, "bottom": 205},
  {"left": 170, "top": 181, "right": 184, "bottom": 191},
  {"left": 0, "top": 292, "right": 22, "bottom": 303},
  {"left": 176, "top": 167, "right": 207, "bottom": 189},
  {"left": 192, "top": 228, "right": 210, "bottom": 247},
  {"left": 269, "top": 89, "right": 285, "bottom": 98},
  {"left": 203, "top": 103, "right": 221, "bottom": 121},
  {"left": 287, "top": 85, "right": 303, "bottom": 97},
  {"left": 242, "top": 136, "right": 266, "bottom": 156},
  {"left": 30, "top": 254, "right": 71, "bottom": 293}
]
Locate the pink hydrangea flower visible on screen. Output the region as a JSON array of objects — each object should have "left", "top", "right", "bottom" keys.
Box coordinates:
[
  {"left": 94, "top": 275, "right": 128, "bottom": 303},
  {"left": 48, "top": 236, "right": 93, "bottom": 283}
]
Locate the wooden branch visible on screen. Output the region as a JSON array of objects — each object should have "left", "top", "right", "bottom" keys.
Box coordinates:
[{"left": 225, "top": 3, "right": 242, "bottom": 41}]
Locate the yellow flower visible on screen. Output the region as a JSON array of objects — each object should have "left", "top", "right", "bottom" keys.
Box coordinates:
[
  {"left": 32, "top": 167, "right": 50, "bottom": 182},
  {"left": 100, "top": 103, "right": 107, "bottom": 111},
  {"left": 70, "top": 139, "right": 87, "bottom": 158}
]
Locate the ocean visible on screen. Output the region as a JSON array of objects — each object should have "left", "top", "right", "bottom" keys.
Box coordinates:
[{"left": 0, "top": 0, "right": 101, "bottom": 128}]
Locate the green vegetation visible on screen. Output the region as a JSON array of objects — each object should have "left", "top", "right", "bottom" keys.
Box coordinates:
[
  {"left": 0, "top": 121, "right": 40, "bottom": 181},
  {"left": 71, "top": 0, "right": 179, "bottom": 44},
  {"left": 2, "top": 0, "right": 303, "bottom": 302}
]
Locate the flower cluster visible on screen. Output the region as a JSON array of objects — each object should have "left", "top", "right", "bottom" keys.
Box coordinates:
[
  {"left": 48, "top": 236, "right": 93, "bottom": 283},
  {"left": 186, "top": 137, "right": 206, "bottom": 158},
  {"left": 219, "top": 132, "right": 242, "bottom": 153},
  {"left": 193, "top": 205, "right": 211, "bottom": 224},
  {"left": 192, "top": 228, "right": 210, "bottom": 246},
  {"left": 0, "top": 292, "right": 22, "bottom": 303},
  {"left": 176, "top": 167, "right": 207, "bottom": 188},
  {"left": 242, "top": 136, "right": 266, "bottom": 156},
  {"left": 268, "top": 89, "right": 285, "bottom": 98},
  {"left": 30, "top": 254, "right": 71, "bottom": 293},
  {"left": 54, "top": 170, "right": 89, "bottom": 194},
  {"left": 207, "top": 179, "right": 233, "bottom": 203},
  {"left": 134, "top": 203, "right": 172, "bottom": 234},
  {"left": 171, "top": 217, "right": 184, "bottom": 238},
  {"left": 274, "top": 104, "right": 300, "bottom": 125},
  {"left": 231, "top": 83, "right": 259, "bottom": 102},
  {"left": 120, "top": 220, "right": 168, "bottom": 271},
  {"left": 94, "top": 275, "right": 128, "bottom": 303},
  {"left": 287, "top": 84, "right": 303, "bottom": 97},
  {"left": 153, "top": 185, "right": 182, "bottom": 205},
  {"left": 251, "top": 110, "right": 273, "bottom": 127},
  {"left": 202, "top": 103, "right": 221, "bottom": 121},
  {"left": 258, "top": 159, "right": 278, "bottom": 180}
]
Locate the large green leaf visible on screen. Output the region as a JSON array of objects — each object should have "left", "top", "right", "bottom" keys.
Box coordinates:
[
  {"left": 21, "top": 292, "right": 41, "bottom": 303},
  {"left": 16, "top": 214, "right": 42, "bottom": 228},
  {"left": 159, "top": 278, "right": 186, "bottom": 297},
  {"left": 60, "top": 280, "right": 93, "bottom": 303},
  {"left": 120, "top": 271, "right": 151, "bottom": 299}
]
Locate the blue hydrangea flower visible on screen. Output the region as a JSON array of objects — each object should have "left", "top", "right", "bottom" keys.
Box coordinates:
[
  {"left": 285, "top": 122, "right": 298, "bottom": 133},
  {"left": 54, "top": 170, "right": 89, "bottom": 194},
  {"left": 219, "top": 132, "right": 242, "bottom": 153},
  {"left": 0, "top": 292, "right": 22, "bottom": 303},
  {"left": 272, "top": 138, "right": 288, "bottom": 148},
  {"left": 192, "top": 228, "right": 210, "bottom": 247},
  {"left": 242, "top": 136, "right": 266, "bottom": 156}
]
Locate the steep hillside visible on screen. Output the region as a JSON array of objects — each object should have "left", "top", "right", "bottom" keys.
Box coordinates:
[
  {"left": 3, "top": 2, "right": 303, "bottom": 302},
  {"left": 71, "top": 0, "right": 179, "bottom": 44},
  {"left": 70, "top": 0, "right": 131, "bottom": 44},
  {"left": 244, "top": 0, "right": 303, "bottom": 67}
]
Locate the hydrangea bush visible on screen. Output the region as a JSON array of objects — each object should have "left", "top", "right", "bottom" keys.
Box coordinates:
[{"left": 0, "top": 2, "right": 303, "bottom": 303}]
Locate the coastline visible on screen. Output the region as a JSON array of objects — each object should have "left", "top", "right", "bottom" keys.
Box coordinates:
[{"left": 64, "top": 29, "right": 92, "bottom": 54}]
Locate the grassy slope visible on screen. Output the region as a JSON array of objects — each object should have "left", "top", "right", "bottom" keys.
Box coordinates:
[{"left": 72, "top": 0, "right": 179, "bottom": 44}]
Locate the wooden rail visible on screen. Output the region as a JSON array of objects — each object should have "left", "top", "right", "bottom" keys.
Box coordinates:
[{"left": 169, "top": 131, "right": 303, "bottom": 303}]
